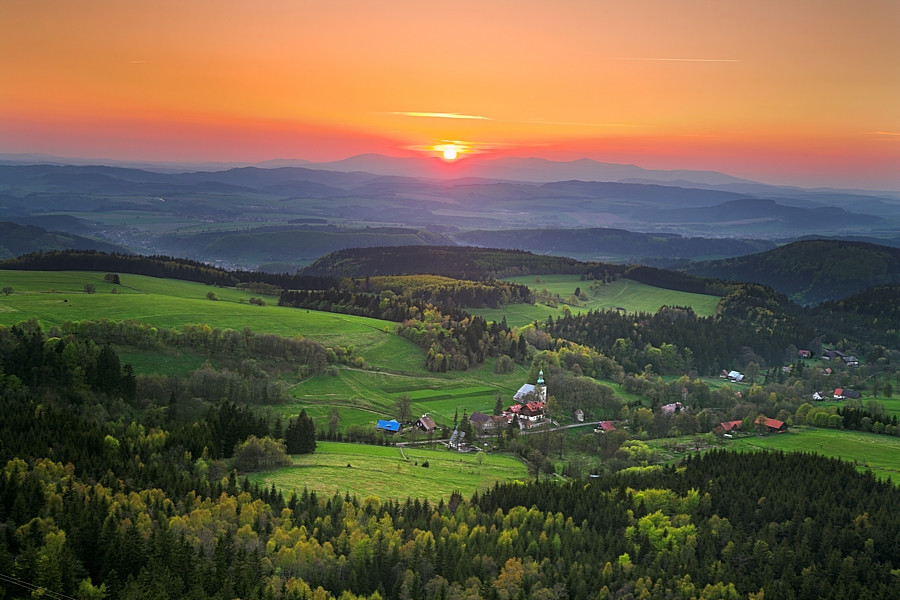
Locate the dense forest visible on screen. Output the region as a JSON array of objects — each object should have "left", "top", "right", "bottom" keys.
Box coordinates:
[{"left": 683, "top": 240, "right": 900, "bottom": 305}]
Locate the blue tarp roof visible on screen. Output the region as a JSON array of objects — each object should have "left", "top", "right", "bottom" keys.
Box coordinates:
[{"left": 376, "top": 419, "right": 401, "bottom": 432}]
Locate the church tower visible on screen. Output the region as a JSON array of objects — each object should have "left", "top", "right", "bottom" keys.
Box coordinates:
[{"left": 536, "top": 369, "right": 547, "bottom": 402}]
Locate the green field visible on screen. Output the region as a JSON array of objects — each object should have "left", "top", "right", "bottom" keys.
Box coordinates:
[
  {"left": 727, "top": 427, "right": 900, "bottom": 483},
  {"left": 470, "top": 275, "right": 721, "bottom": 327},
  {"left": 246, "top": 441, "right": 529, "bottom": 502},
  {"left": 0, "top": 270, "right": 538, "bottom": 428},
  {"left": 816, "top": 396, "right": 900, "bottom": 418}
]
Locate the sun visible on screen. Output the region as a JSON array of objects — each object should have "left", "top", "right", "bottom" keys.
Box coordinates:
[{"left": 442, "top": 147, "right": 458, "bottom": 161}]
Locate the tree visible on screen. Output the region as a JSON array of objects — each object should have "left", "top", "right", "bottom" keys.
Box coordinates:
[
  {"left": 83, "top": 283, "right": 96, "bottom": 294},
  {"left": 394, "top": 394, "right": 412, "bottom": 423},
  {"left": 285, "top": 409, "right": 316, "bottom": 454},
  {"left": 883, "top": 382, "right": 893, "bottom": 398},
  {"left": 103, "top": 273, "right": 120, "bottom": 284},
  {"left": 1, "top": 286, "right": 12, "bottom": 296},
  {"left": 493, "top": 391, "right": 504, "bottom": 416},
  {"left": 232, "top": 435, "right": 291, "bottom": 472},
  {"left": 206, "top": 291, "right": 219, "bottom": 301}
]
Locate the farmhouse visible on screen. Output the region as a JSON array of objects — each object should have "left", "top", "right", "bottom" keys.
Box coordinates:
[
  {"left": 758, "top": 417, "right": 787, "bottom": 433},
  {"left": 594, "top": 421, "right": 616, "bottom": 433},
  {"left": 715, "top": 420, "right": 743, "bottom": 435},
  {"left": 798, "top": 349, "right": 812, "bottom": 358},
  {"left": 841, "top": 355, "right": 860, "bottom": 367},
  {"left": 376, "top": 419, "right": 401, "bottom": 434},
  {"left": 660, "top": 402, "right": 683, "bottom": 415},
  {"left": 833, "top": 388, "right": 861, "bottom": 399},
  {"left": 727, "top": 371, "right": 744, "bottom": 382},
  {"left": 469, "top": 411, "right": 501, "bottom": 433},
  {"left": 574, "top": 409, "right": 584, "bottom": 422},
  {"left": 415, "top": 414, "right": 437, "bottom": 433}
]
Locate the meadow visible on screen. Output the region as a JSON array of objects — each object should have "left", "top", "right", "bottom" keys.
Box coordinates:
[
  {"left": 726, "top": 427, "right": 900, "bottom": 483},
  {"left": 0, "top": 269, "right": 537, "bottom": 427},
  {"left": 470, "top": 275, "right": 721, "bottom": 327},
  {"left": 246, "top": 441, "right": 529, "bottom": 503}
]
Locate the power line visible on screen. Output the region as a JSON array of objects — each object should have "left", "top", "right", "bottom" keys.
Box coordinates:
[{"left": 0, "top": 572, "right": 79, "bottom": 600}]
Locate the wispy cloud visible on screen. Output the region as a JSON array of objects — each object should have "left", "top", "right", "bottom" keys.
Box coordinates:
[
  {"left": 612, "top": 57, "right": 740, "bottom": 62},
  {"left": 388, "top": 111, "right": 490, "bottom": 120},
  {"left": 528, "top": 119, "right": 633, "bottom": 128},
  {"left": 866, "top": 131, "right": 900, "bottom": 137}
]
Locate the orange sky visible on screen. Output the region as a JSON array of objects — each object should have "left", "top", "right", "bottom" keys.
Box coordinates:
[{"left": 2, "top": 0, "right": 898, "bottom": 189}]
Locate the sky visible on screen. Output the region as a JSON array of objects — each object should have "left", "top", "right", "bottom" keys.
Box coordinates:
[{"left": 1, "top": 0, "right": 899, "bottom": 189}]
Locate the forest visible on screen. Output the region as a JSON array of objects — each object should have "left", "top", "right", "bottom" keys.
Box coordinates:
[{"left": 1, "top": 251, "right": 899, "bottom": 599}]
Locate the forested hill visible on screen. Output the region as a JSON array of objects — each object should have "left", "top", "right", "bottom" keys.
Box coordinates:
[
  {"left": 0, "top": 221, "right": 124, "bottom": 260},
  {"left": 453, "top": 227, "right": 775, "bottom": 261},
  {"left": 682, "top": 239, "right": 900, "bottom": 305},
  {"left": 0, "top": 250, "right": 337, "bottom": 290},
  {"left": 298, "top": 245, "right": 614, "bottom": 279}
]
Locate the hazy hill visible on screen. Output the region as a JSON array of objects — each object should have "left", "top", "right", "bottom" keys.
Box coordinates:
[
  {"left": 682, "top": 239, "right": 900, "bottom": 305},
  {"left": 648, "top": 198, "right": 882, "bottom": 232},
  {"left": 0, "top": 221, "right": 125, "bottom": 260},
  {"left": 454, "top": 227, "right": 775, "bottom": 260},
  {"left": 159, "top": 226, "right": 454, "bottom": 266}
]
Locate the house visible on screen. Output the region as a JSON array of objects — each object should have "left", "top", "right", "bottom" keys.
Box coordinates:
[
  {"left": 594, "top": 421, "right": 616, "bottom": 433},
  {"left": 469, "top": 411, "right": 496, "bottom": 433},
  {"left": 727, "top": 371, "right": 744, "bottom": 382},
  {"left": 714, "top": 420, "right": 743, "bottom": 435},
  {"left": 520, "top": 401, "right": 546, "bottom": 422},
  {"left": 376, "top": 419, "right": 401, "bottom": 434},
  {"left": 574, "top": 409, "right": 584, "bottom": 422},
  {"left": 798, "top": 349, "right": 812, "bottom": 358},
  {"left": 415, "top": 414, "right": 436, "bottom": 433},
  {"left": 660, "top": 402, "right": 683, "bottom": 415},
  {"left": 834, "top": 388, "right": 861, "bottom": 399},
  {"left": 822, "top": 349, "right": 845, "bottom": 361},
  {"left": 812, "top": 391, "right": 825, "bottom": 401},
  {"left": 824, "top": 367, "right": 832, "bottom": 376},
  {"left": 841, "top": 355, "right": 860, "bottom": 367},
  {"left": 719, "top": 370, "right": 729, "bottom": 379},
  {"left": 758, "top": 417, "right": 787, "bottom": 433}
]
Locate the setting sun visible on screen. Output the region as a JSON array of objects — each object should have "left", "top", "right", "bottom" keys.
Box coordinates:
[{"left": 442, "top": 147, "right": 458, "bottom": 160}]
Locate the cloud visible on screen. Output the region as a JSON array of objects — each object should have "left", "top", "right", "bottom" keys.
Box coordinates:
[
  {"left": 867, "top": 131, "right": 900, "bottom": 137},
  {"left": 612, "top": 57, "right": 740, "bottom": 62},
  {"left": 388, "top": 111, "right": 490, "bottom": 120}
]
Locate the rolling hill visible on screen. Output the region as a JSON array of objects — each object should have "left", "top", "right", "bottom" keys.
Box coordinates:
[{"left": 682, "top": 239, "right": 900, "bottom": 305}]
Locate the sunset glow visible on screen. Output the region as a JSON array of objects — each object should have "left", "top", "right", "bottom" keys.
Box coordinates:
[{"left": 1, "top": 1, "right": 898, "bottom": 189}]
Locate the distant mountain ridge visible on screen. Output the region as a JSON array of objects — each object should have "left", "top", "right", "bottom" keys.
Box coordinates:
[{"left": 682, "top": 239, "right": 900, "bottom": 305}]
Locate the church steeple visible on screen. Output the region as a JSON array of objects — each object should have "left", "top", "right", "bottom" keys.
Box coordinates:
[{"left": 536, "top": 370, "right": 546, "bottom": 401}]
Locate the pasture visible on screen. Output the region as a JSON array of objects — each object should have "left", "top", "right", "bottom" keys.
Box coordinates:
[
  {"left": 726, "top": 427, "right": 900, "bottom": 483},
  {"left": 470, "top": 275, "right": 721, "bottom": 327},
  {"left": 0, "top": 270, "right": 539, "bottom": 430},
  {"left": 0, "top": 270, "right": 424, "bottom": 373},
  {"left": 246, "top": 441, "right": 529, "bottom": 502}
]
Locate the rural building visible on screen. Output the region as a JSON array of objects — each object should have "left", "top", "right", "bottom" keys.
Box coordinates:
[
  {"left": 574, "top": 409, "right": 584, "bottom": 422},
  {"left": 833, "top": 388, "right": 861, "bottom": 399},
  {"left": 841, "top": 355, "right": 860, "bottom": 367},
  {"left": 513, "top": 370, "right": 547, "bottom": 403},
  {"left": 822, "top": 349, "right": 845, "bottom": 361},
  {"left": 376, "top": 419, "right": 401, "bottom": 434},
  {"left": 594, "top": 421, "right": 616, "bottom": 433},
  {"left": 469, "top": 411, "right": 501, "bottom": 432},
  {"left": 415, "top": 414, "right": 436, "bottom": 433},
  {"left": 660, "top": 402, "right": 683, "bottom": 415},
  {"left": 812, "top": 391, "right": 825, "bottom": 401},
  {"left": 727, "top": 371, "right": 744, "bottom": 382},
  {"left": 715, "top": 420, "right": 743, "bottom": 435},
  {"left": 758, "top": 417, "right": 787, "bottom": 433},
  {"left": 798, "top": 349, "right": 812, "bottom": 358}
]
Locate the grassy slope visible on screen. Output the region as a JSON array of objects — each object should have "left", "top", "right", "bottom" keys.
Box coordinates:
[
  {"left": 470, "top": 275, "right": 721, "bottom": 327},
  {"left": 246, "top": 441, "right": 529, "bottom": 503},
  {"left": 727, "top": 427, "right": 900, "bottom": 483},
  {"left": 0, "top": 269, "right": 534, "bottom": 425}
]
